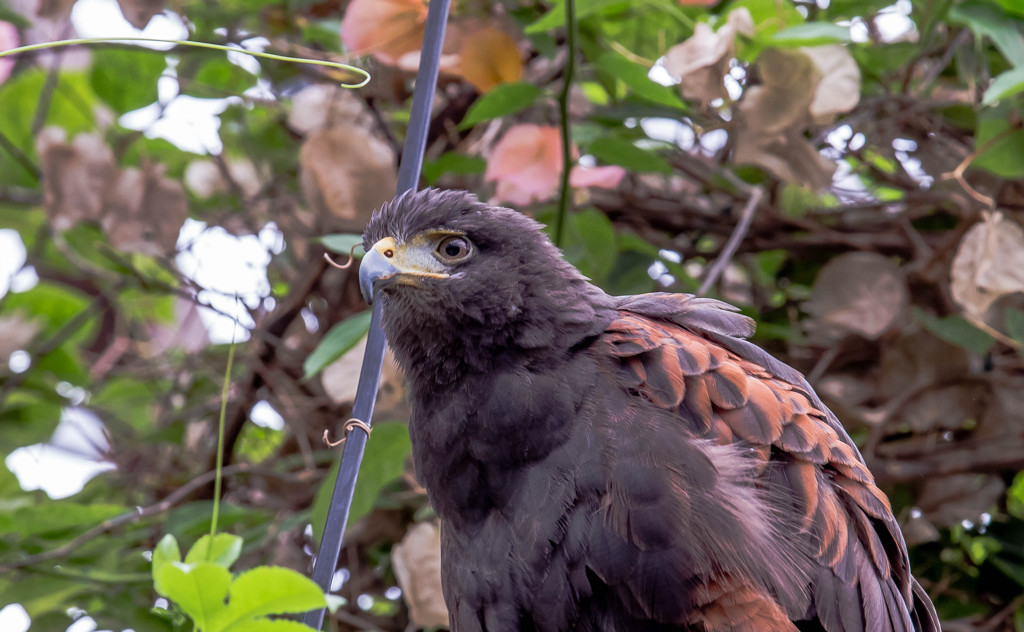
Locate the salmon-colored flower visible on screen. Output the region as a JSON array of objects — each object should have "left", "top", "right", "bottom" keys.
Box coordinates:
[
  {"left": 486, "top": 124, "right": 626, "bottom": 205},
  {"left": 486, "top": 124, "right": 564, "bottom": 205},
  {"left": 341, "top": 0, "right": 427, "bottom": 64},
  {"left": 569, "top": 165, "right": 626, "bottom": 189}
]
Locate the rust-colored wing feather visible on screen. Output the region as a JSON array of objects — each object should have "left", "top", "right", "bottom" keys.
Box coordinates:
[{"left": 596, "top": 293, "right": 939, "bottom": 632}]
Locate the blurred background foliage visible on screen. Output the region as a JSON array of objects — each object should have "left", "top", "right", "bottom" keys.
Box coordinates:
[{"left": 1, "top": 0, "right": 1024, "bottom": 630}]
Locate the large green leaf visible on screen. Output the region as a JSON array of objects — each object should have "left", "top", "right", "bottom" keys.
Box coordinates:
[
  {"left": 460, "top": 82, "right": 543, "bottom": 129},
  {"left": 0, "top": 502, "right": 123, "bottom": 536},
  {"left": 156, "top": 562, "right": 232, "bottom": 630},
  {"left": 594, "top": 52, "right": 687, "bottom": 110},
  {"left": 217, "top": 566, "right": 326, "bottom": 631},
  {"left": 562, "top": 208, "right": 617, "bottom": 283},
  {"left": 189, "top": 57, "right": 259, "bottom": 97},
  {"left": 315, "top": 233, "right": 364, "bottom": 257},
  {"left": 589, "top": 136, "right": 672, "bottom": 173},
  {"left": 974, "top": 107, "right": 1024, "bottom": 178},
  {"left": 768, "top": 22, "right": 852, "bottom": 46},
  {"left": 422, "top": 152, "right": 487, "bottom": 185},
  {"left": 185, "top": 533, "right": 244, "bottom": 568},
  {"left": 152, "top": 534, "right": 182, "bottom": 597},
  {"left": 983, "top": 67, "right": 1024, "bottom": 104},
  {"left": 915, "top": 309, "right": 994, "bottom": 355},
  {"left": 302, "top": 309, "right": 373, "bottom": 379},
  {"left": 90, "top": 47, "right": 166, "bottom": 113},
  {"left": 0, "top": 70, "right": 98, "bottom": 187},
  {"left": 950, "top": 1, "right": 1024, "bottom": 66},
  {"left": 527, "top": 0, "right": 632, "bottom": 33}
]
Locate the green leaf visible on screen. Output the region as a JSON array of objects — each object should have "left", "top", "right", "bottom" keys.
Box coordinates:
[
  {"left": 974, "top": 107, "right": 1024, "bottom": 178},
  {"left": 589, "top": 136, "right": 672, "bottom": 173},
  {"left": 724, "top": 0, "right": 805, "bottom": 43},
  {"left": 594, "top": 52, "right": 687, "bottom": 110},
  {"left": 563, "top": 208, "right": 617, "bottom": 282},
  {"left": 768, "top": 22, "right": 852, "bottom": 46},
  {"left": 998, "top": 0, "right": 1024, "bottom": 18},
  {"left": 526, "top": 0, "right": 632, "bottom": 33},
  {"left": 0, "top": 575, "right": 86, "bottom": 617},
  {"left": 312, "top": 422, "right": 412, "bottom": 542},
  {"left": 992, "top": 555, "right": 1024, "bottom": 586},
  {"left": 215, "top": 567, "right": 326, "bottom": 631},
  {"left": 224, "top": 620, "right": 317, "bottom": 632},
  {"left": 1007, "top": 307, "right": 1024, "bottom": 340},
  {"left": 422, "top": 152, "right": 487, "bottom": 185},
  {"left": 915, "top": 309, "right": 994, "bottom": 355},
  {"left": 0, "top": 502, "right": 124, "bottom": 537},
  {"left": 950, "top": 1, "right": 1024, "bottom": 66},
  {"left": 0, "top": 70, "right": 98, "bottom": 187},
  {"left": 185, "top": 533, "right": 244, "bottom": 568},
  {"left": 315, "top": 233, "right": 364, "bottom": 258},
  {"left": 302, "top": 310, "right": 373, "bottom": 379},
  {"left": 156, "top": 562, "right": 232, "bottom": 630},
  {"left": 152, "top": 534, "right": 182, "bottom": 597},
  {"left": 460, "top": 82, "right": 543, "bottom": 129},
  {"left": 90, "top": 47, "right": 166, "bottom": 113},
  {"left": 2, "top": 281, "right": 91, "bottom": 335},
  {"left": 983, "top": 67, "right": 1024, "bottom": 104},
  {"left": 192, "top": 57, "right": 259, "bottom": 95}
]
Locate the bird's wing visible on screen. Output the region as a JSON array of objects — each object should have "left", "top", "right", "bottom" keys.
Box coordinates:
[{"left": 590, "top": 292, "right": 938, "bottom": 632}]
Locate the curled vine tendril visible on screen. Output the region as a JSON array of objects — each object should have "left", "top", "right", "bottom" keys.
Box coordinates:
[{"left": 0, "top": 37, "right": 371, "bottom": 88}]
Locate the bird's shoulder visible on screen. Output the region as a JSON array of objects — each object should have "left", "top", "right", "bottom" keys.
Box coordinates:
[{"left": 586, "top": 292, "right": 935, "bottom": 632}]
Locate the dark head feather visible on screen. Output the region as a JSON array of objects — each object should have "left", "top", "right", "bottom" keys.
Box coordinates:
[{"left": 361, "top": 188, "right": 616, "bottom": 389}]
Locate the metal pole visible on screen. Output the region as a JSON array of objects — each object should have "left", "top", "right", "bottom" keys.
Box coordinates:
[{"left": 302, "top": 0, "right": 452, "bottom": 627}]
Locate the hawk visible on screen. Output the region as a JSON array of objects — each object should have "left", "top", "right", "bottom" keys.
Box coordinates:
[{"left": 357, "top": 188, "right": 939, "bottom": 632}]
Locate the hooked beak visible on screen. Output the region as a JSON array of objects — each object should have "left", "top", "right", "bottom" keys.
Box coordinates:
[
  {"left": 359, "top": 239, "right": 400, "bottom": 304},
  {"left": 358, "top": 237, "right": 449, "bottom": 304}
]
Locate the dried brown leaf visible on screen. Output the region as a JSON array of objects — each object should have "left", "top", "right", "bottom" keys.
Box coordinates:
[
  {"left": 287, "top": 84, "right": 369, "bottom": 136},
  {"left": 917, "top": 474, "right": 1004, "bottom": 528},
  {"left": 733, "top": 128, "right": 837, "bottom": 190},
  {"left": 300, "top": 125, "right": 397, "bottom": 231},
  {"left": 950, "top": 211, "right": 1024, "bottom": 317},
  {"left": 805, "top": 252, "right": 908, "bottom": 340},
  {"left": 806, "top": 45, "right": 861, "bottom": 123},
  {"left": 102, "top": 162, "right": 188, "bottom": 255},
  {"left": 0, "top": 315, "right": 40, "bottom": 363},
  {"left": 116, "top": 0, "right": 164, "bottom": 30},
  {"left": 458, "top": 26, "right": 523, "bottom": 93},
  {"left": 38, "top": 129, "right": 187, "bottom": 254},
  {"left": 664, "top": 9, "right": 753, "bottom": 104},
  {"left": 37, "top": 128, "right": 116, "bottom": 230},
  {"left": 35, "top": 0, "right": 75, "bottom": 18},
  {"left": 391, "top": 521, "right": 449, "bottom": 628}
]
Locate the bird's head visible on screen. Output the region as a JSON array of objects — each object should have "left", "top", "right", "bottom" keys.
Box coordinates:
[{"left": 359, "top": 188, "right": 613, "bottom": 382}]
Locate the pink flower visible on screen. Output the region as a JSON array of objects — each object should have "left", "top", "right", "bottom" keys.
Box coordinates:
[
  {"left": 486, "top": 124, "right": 564, "bottom": 205},
  {"left": 569, "top": 165, "right": 626, "bottom": 189},
  {"left": 0, "top": 21, "right": 19, "bottom": 86},
  {"left": 486, "top": 124, "right": 625, "bottom": 205}
]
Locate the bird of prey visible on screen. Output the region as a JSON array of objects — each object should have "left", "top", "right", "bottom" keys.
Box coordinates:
[{"left": 358, "top": 188, "right": 940, "bottom": 632}]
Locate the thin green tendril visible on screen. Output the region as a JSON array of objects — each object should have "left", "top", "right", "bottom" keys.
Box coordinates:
[
  {"left": 210, "top": 331, "right": 237, "bottom": 538},
  {"left": 0, "top": 37, "right": 371, "bottom": 88}
]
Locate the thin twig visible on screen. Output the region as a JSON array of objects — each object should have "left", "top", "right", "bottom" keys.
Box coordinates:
[
  {"left": 941, "top": 124, "right": 1019, "bottom": 208},
  {"left": 552, "top": 0, "right": 577, "bottom": 247},
  {"left": 698, "top": 186, "right": 763, "bottom": 296}
]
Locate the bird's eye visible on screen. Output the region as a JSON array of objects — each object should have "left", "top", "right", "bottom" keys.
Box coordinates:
[{"left": 436, "top": 236, "right": 472, "bottom": 262}]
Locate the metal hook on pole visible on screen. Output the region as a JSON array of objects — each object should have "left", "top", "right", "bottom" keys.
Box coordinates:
[{"left": 302, "top": 0, "right": 453, "bottom": 628}]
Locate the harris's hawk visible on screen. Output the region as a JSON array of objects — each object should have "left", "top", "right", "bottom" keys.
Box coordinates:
[{"left": 358, "top": 188, "right": 940, "bottom": 632}]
